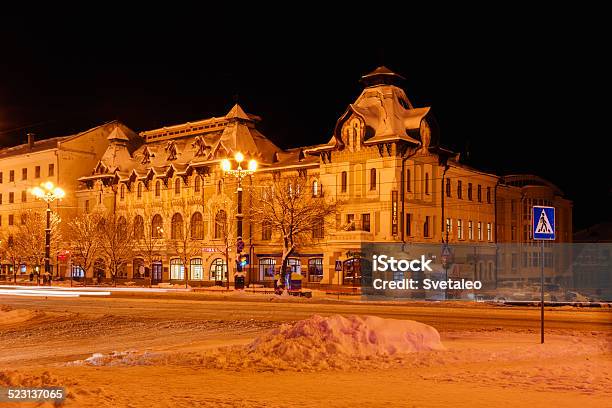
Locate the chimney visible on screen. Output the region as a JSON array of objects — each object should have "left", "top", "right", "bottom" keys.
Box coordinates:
[{"left": 27, "top": 133, "right": 35, "bottom": 150}]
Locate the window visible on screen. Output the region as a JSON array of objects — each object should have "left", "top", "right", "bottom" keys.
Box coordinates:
[
  {"left": 446, "top": 218, "right": 452, "bottom": 234},
  {"left": 133, "top": 258, "right": 146, "bottom": 278},
  {"left": 9, "top": 170, "right": 14, "bottom": 182},
  {"left": 308, "top": 258, "right": 323, "bottom": 282},
  {"left": 511, "top": 225, "right": 517, "bottom": 241},
  {"left": 120, "top": 184, "right": 126, "bottom": 200},
  {"left": 0, "top": 172, "right": 3, "bottom": 183},
  {"left": 487, "top": 222, "right": 492, "bottom": 241},
  {"left": 478, "top": 221, "right": 483, "bottom": 240},
  {"left": 21, "top": 191, "right": 26, "bottom": 202},
  {"left": 312, "top": 219, "right": 324, "bottom": 238},
  {"left": 85, "top": 200, "right": 89, "bottom": 213},
  {"left": 259, "top": 258, "right": 276, "bottom": 281},
  {"left": 190, "top": 212, "right": 204, "bottom": 239},
  {"left": 117, "top": 217, "right": 127, "bottom": 241},
  {"left": 194, "top": 176, "right": 201, "bottom": 193},
  {"left": 362, "top": 213, "right": 370, "bottom": 232},
  {"left": 9, "top": 192, "right": 14, "bottom": 203},
  {"left": 134, "top": 215, "right": 144, "bottom": 239},
  {"left": 155, "top": 181, "right": 161, "bottom": 197},
  {"left": 35, "top": 166, "right": 40, "bottom": 178},
  {"left": 486, "top": 187, "right": 491, "bottom": 204},
  {"left": 262, "top": 220, "right": 272, "bottom": 240},
  {"left": 0, "top": 215, "right": 2, "bottom": 226},
  {"left": 22, "top": 168, "right": 27, "bottom": 180},
  {"left": 467, "top": 183, "right": 473, "bottom": 200},
  {"left": 171, "top": 213, "right": 183, "bottom": 239},
  {"left": 170, "top": 259, "right": 184, "bottom": 280},
  {"left": 71, "top": 266, "right": 84, "bottom": 278},
  {"left": 312, "top": 179, "right": 319, "bottom": 197},
  {"left": 457, "top": 219, "right": 463, "bottom": 239},
  {"left": 174, "top": 178, "right": 181, "bottom": 195},
  {"left": 457, "top": 180, "right": 463, "bottom": 199},
  {"left": 341, "top": 171, "right": 347, "bottom": 192},
  {"left": 20, "top": 213, "right": 26, "bottom": 225},
  {"left": 191, "top": 258, "right": 203, "bottom": 280},
  {"left": 137, "top": 183, "right": 143, "bottom": 198},
  {"left": 477, "top": 185, "right": 482, "bottom": 202},
  {"left": 8, "top": 214, "right": 14, "bottom": 226},
  {"left": 346, "top": 214, "right": 355, "bottom": 231},
  {"left": 445, "top": 179, "right": 451, "bottom": 197},
  {"left": 152, "top": 214, "right": 163, "bottom": 238},
  {"left": 0, "top": 193, "right": 2, "bottom": 204},
  {"left": 406, "top": 169, "right": 411, "bottom": 192},
  {"left": 425, "top": 173, "right": 430, "bottom": 194},
  {"left": 468, "top": 220, "right": 474, "bottom": 240},
  {"left": 287, "top": 258, "right": 301, "bottom": 274},
  {"left": 210, "top": 258, "right": 227, "bottom": 281},
  {"left": 424, "top": 216, "right": 431, "bottom": 238},
  {"left": 370, "top": 168, "right": 377, "bottom": 190},
  {"left": 406, "top": 213, "right": 412, "bottom": 236},
  {"left": 217, "top": 180, "right": 223, "bottom": 194},
  {"left": 48, "top": 164, "right": 54, "bottom": 177},
  {"left": 214, "top": 210, "right": 226, "bottom": 239}
]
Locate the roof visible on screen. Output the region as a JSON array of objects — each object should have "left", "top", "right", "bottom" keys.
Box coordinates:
[
  {"left": 502, "top": 174, "right": 564, "bottom": 196},
  {"left": 360, "top": 66, "right": 406, "bottom": 87},
  {"left": 0, "top": 120, "right": 122, "bottom": 160},
  {"left": 574, "top": 222, "right": 612, "bottom": 243}
]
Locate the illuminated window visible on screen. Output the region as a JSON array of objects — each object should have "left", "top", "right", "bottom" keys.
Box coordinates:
[
  {"left": 170, "top": 259, "right": 184, "bottom": 280},
  {"left": 210, "top": 258, "right": 227, "bottom": 281},
  {"left": 308, "top": 258, "right": 323, "bottom": 282},
  {"left": 190, "top": 258, "right": 203, "bottom": 280}
]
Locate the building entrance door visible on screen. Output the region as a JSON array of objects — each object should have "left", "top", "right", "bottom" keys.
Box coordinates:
[{"left": 152, "top": 261, "right": 163, "bottom": 283}]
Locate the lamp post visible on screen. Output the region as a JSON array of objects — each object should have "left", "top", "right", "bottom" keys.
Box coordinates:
[
  {"left": 220, "top": 152, "right": 257, "bottom": 288},
  {"left": 31, "top": 182, "right": 65, "bottom": 286}
]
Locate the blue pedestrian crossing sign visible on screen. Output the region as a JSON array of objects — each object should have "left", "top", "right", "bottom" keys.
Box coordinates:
[{"left": 533, "top": 206, "right": 555, "bottom": 240}]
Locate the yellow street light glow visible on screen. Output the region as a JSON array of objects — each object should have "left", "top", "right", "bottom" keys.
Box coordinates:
[
  {"left": 221, "top": 159, "right": 231, "bottom": 172},
  {"left": 53, "top": 187, "right": 65, "bottom": 199},
  {"left": 44, "top": 181, "right": 54, "bottom": 191},
  {"left": 31, "top": 186, "right": 44, "bottom": 198},
  {"left": 248, "top": 159, "right": 258, "bottom": 172},
  {"left": 234, "top": 152, "right": 244, "bottom": 163}
]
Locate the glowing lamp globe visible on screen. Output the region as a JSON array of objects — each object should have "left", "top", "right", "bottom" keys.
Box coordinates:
[
  {"left": 248, "top": 160, "right": 258, "bottom": 172},
  {"left": 221, "top": 159, "right": 231, "bottom": 172}
]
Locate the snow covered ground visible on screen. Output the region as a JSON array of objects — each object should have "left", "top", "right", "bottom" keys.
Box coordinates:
[{"left": 0, "top": 301, "right": 610, "bottom": 407}]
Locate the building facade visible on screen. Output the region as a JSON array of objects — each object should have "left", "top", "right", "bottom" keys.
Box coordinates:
[{"left": 1, "top": 67, "right": 573, "bottom": 289}]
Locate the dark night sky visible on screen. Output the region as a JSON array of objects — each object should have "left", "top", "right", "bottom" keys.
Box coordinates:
[{"left": 0, "top": 18, "right": 607, "bottom": 231}]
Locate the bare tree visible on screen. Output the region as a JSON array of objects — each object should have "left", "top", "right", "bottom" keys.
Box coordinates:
[
  {"left": 12, "top": 209, "right": 62, "bottom": 282},
  {"left": 0, "top": 233, "right": 21, "bottom": 282},
  {"left": 249, "top": 175, "right": 339, "bottom": 283},
  {"left": 64, "top": 211, "right": 103, "bottom": 281},
  {"left": 98, "top": 212, "right": 134, "bottom": 286},
  {"left": 167, "top": 197, "right": 202, "bottom": 288},
  {"left": 134, "top": 205, "right": 165, "bottom": 287},
  {"left": 207, "top": 193, "right": 236, "bottom": 289}
]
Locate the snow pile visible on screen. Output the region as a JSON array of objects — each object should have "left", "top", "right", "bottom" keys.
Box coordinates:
[
  {"left": 67, "top": 350, "right": 158, "bottom": 367},
  {"left": 187, "top": 315, "right": 444, "bottom": 371},
  {"left": 0, "top": 370, "right": 63, "bottom": 387}
]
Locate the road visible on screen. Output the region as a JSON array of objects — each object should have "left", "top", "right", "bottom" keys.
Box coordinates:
[{"left": 1, "top": 292, "right": 610, "bottom": 332}]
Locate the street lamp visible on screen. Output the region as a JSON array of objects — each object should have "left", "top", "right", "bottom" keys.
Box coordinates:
[
  {"left": 220, "top": 152, "right": 257, "bottom": 240},
  {"left": 220, "top": 153, "right": 257, "bottom": 288},
  {"left": 31, "top": 182, "right": 65, "bottom": 285}
]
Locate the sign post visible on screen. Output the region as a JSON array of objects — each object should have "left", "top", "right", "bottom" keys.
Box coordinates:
[{"left": 532, "top": 206, "right": 555, "bottom": 344}]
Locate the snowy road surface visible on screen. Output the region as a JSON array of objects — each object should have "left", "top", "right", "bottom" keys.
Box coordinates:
[{"left": 1, "top": 294, "right": 610, "bottom": 407}]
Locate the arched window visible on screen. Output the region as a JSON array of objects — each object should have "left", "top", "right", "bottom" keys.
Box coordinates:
[
  {"left": 210, "top": 258, "right": 227, "bottom": 281},
  {"left": 152, "top": 214, "right": 163, "bottom": 238},
  {"left": 117, "top": 216, "right": 127, "bottom": 240},
  {"left": 341, "top": 171, "right": 347, "bottom": 192},
  {"left": 120, "top": 184, "right": 126, "bottom": 200},
  {"left": 171, "top": 213, "right": 183, "bottom": 239},
  {"left": 170, "top": 258, "right": 184, "bottom": 280},
  {"left": 214, "top": 210, "right": 226, "bottom": 239},
  {"left": 312, "top": 179, "right": 319, "bottom": 197},
  {"left": 174, "top": 178, "right": 181, "bottom": 195},
  {"left": 134, "top": 215, "right": 144, "bottom": 239},
  {"left": 155, "top": 180, "right": 161, "bottom": 197},
  {"left": 191, "top": 212, "right": 203, "bottom": 239},
  {"left": 137, "top": 182, "right": 143, "bottom": 198},
  {"left": 190, "top": 258, "right": 203, "bottom": 280},
  {"left": 194, "top": 176, "right": 201, "bottom": 193},
  {"left": 133, "top": 258, "right": 145, "bottom": 278},
  {"left": 370, "top": 168, "right": 377, "bottom": 190}
]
